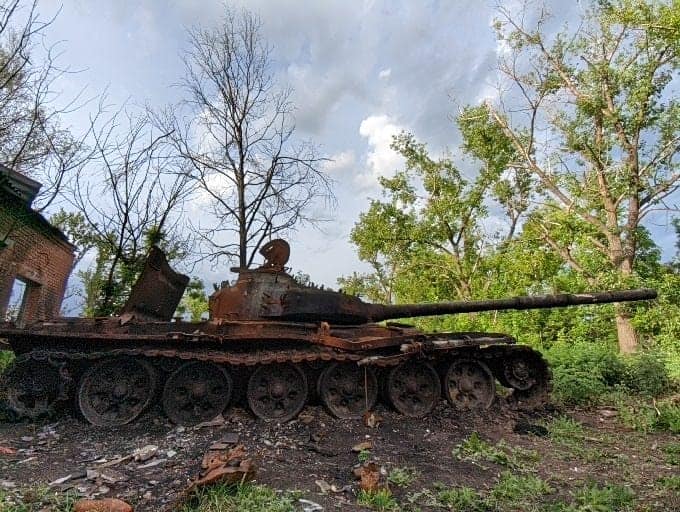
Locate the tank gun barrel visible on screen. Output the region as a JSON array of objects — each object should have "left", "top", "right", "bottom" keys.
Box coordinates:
[{"left": 368, "top": 288, "right": 657, "bottom": 322}]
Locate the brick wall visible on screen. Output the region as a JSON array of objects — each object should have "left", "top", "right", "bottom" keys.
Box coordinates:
[{"left": 0, "top": 191, "right": 75, "bottom": 323}]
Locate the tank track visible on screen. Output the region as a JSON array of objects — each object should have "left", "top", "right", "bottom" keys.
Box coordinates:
[{"left": 2, "top": 341, "right": 551, "bottom": 425}]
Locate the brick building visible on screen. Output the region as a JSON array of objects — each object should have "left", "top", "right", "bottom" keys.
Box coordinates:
[{"left": 0, "top": 165, "right": 75, "bottom": 325}]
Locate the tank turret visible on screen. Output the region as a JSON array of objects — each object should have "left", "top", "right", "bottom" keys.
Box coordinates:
[{"left": 209, "top": 239, "right": 656, "bottom": 324}]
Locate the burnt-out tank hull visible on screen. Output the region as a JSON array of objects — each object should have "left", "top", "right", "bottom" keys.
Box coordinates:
[
  {"left": 0, "top": 240, "right": 654, "bottom": 426},
  {"left": 0, "top": 316, "right": 548, "bottom": 425}
]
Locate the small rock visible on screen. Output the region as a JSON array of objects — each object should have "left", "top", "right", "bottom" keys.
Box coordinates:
[
  {"left": 298, "top": 413, "right": 315, "bottom": 425},
  {"left": 0, "top": 480, "right": 16, "bottom": 489},
  {"left": 143, "top": 491, "right": 152, "bottom": 500},
  {"left": 600, "top": 409, "right": 618, "bottom": 418},
  {"left": 166, "top": 450, "right": 177, "bottom": 458},
  {"left": 299, "top": 498, "right": 323, "bottom": 511},
  {"left": 73, "top": 498, "right": 133, "bottom": 512},
  {"left": 352, "top": 441, "right": 372, "bottom": 452},
  {"left": 49, "top": 474, "right": 74, "bottom": 486},
  {"left": 20, "top": 436, "right": 34, "bottom": 442},
  {"left": 315, "top": 479, "right": 332, "bottom": 494},
  {"left": 133, "top": 445, "right": 158, "bottom": 462},
  {"left": 137, "top": 458, "right": 165, "bottom": 469}
]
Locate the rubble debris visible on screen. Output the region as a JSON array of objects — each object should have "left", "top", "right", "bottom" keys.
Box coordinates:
[
  {"left": 194, "top": 414, "right": 226, "bottom": 428},
  {"left": 363, "top": 411, "right": 382, "bottom": 428},
  {"left": 352, "top": 441, "right": 372, "bottom": 452},
  {"left": 0, "top": 445, "right": 16, "bottom": 455},
  {"left": 353, "top": 461, "right": 383, "bottom": 492},
  {"left": 73, "top": 497, "right": 133, "bottom": 512},
  {"left": 315, "top": 479, "right": 332, "bottom": 494},
  {"left": 132, "top": 445, "right": 158, "bottom": 462},
  {"left": 299, "top": 498, "right": 323, "bottom": 511},
  {"left": 185, "top": 444, "right": 255, "bottom": 495},
  {"left": 137, "top": 458, "right": 165, "bottom": 469}
]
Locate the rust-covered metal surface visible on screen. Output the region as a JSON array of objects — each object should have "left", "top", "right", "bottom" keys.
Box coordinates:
[{"left": 0, "top": 239, "right": 657, "bottom": 426}]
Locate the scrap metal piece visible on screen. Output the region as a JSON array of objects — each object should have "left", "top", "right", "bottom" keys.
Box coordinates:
[{"left": 119, "top": 246, "right": 190, "bottom": 321}]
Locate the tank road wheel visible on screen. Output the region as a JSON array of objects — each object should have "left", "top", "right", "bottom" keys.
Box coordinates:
[
  {"left": 78, "top": 357, "right": 157, "bottom": 426},
  {"left": 247, "top": 363, "right": 308, "bottom": 422},
  {"left": 386, "top": 361, "right": 440, "bottom": 417},
  {"left": 5, "top": 359, "right": 62, "bottom": 419},
  {"left": 318, "top": 363, "right": 378, "bottom": 419},
  {"left": 162, "top": 361, "right": 233, "bottom": 426},
  {"left": 444, "top": 359, "right": 495, "bottom": 409},
  {"left": 504, "top": 348, "right": 551, "bottom": 407}
]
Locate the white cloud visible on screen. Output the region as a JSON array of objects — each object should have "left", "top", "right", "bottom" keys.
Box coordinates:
[
  {"left": 356, "top": 115, "right": 405, "bottom": 189},
  {"left": 378, "top": 68, "right": 391, "bottom": 79},
  {"left": 323, "top": 150, "right": 356, "bottom": 175}
]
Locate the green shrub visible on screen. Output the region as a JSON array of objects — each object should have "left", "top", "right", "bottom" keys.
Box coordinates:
[
  {"left": 357, "top": 488, "right": 398, "bottom": 511},
  {"left": 572, "top": 482, "right": 635, "bottom": 512},
  {"left": 486, "top": 472, "right": 553, "bottom": 510},
  {"left": 551, "top": 367, "right": 608, "bottom": 405},
  {"left": 436, "top": 486, "right": 485, "bottom": 511},
  {"left": 0, "top": 350, "right": 13, "bottom": 373},
  {"left": 655, "top": 399, "right": 680, "bottom": 433},
  {"left": 621, "top": 352, "right": 670, "bottom": 396}
]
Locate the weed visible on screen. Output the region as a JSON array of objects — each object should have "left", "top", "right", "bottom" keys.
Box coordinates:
[
  {"left": 357, "top": 488, "right": 398, "bottom": 511},
  {"left": 546, "top": 416, "right": 584, "bottom": 443},
  {"left": 437, "top": 486, "right": 485, "bottom": 511},
  {"left": 388, "top": 467, "right": 419, "bottom": 488},
  {"left": 662, "top": 442, "right": 680, "bottom": 465},
  {"left": 657, "top": 475, "right": 680, "bottom": 491},
  {"left": 621, "top": 352, "right": 670, "bottom": 396},
  {"left": 486, "top": 471, "right": 553, "bottom": 511},
  {"left": 454, "top": 432, "right": 539, "bottom": 471},
  {"left": 572, "top": 482, "right": 635, "bottom": 512},
  {"left": 180, "top": 483, "right": 297, "bottom": 512},
  {"left": 0, "top": 350, "right": 13, "bottom": 373},
  {"left": 358, "top": 449, "right": 371, "bottom": 463},
  {"left": 0, "top": 487, "right": 76, "bottom": 512}
]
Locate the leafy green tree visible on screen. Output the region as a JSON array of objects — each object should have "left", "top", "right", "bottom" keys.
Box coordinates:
[
  {"left": 461, "top": 0, "right": 680, "bottom": 352},
  {"left": 176, "top": 278, "right": 209, "bottom": 322}
]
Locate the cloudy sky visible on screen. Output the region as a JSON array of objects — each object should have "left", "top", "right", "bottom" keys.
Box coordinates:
[{"left": 35, "top": 0, "right": 678, "bottom": 292}]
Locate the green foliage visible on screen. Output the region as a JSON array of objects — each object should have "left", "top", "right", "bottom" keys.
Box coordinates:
[
  {"left": 657, "top": 475, "right": 680, "bottom": 491},
  {"left": 176, "top": 278, "right": 209, "bottom": 321},
  {"left": 662, "top": 442, "right": 680, "bottom": 465},
  {"left": 436, "top": 486, "right": 486, "bottom": 511},
  {"left": 0, "top": 487, "right": 77, "bottom": 512},
  {"left": 546, "top": 416, "right": 585, "bottom": 443},
  {"left": 387, "top": 467, "right": 419, "bottom": 488},
  {"left": 357, "top": 488, "right": 398, "bottom": 511},
  {"left": 358, "top": 449, "right": 371, "bottom": 463},
  {"left": 621, "top": 352, "right": 670, "bottom": 396},
  {"left": 571, "top": 483, "right": 635, "bottom": 512},
  {"left": 611, "top": 393, "right": 680, "bottom": 433},
  {"left": 486, "top": 472, "right": 553, "bottom": 511},
  {"left": 454, "top": 432, "right": 539, "bottom": 471},
  {"left": 180, "top": 483, "right": 297, "bottom": 512},
  {"left": 0, "top": 351, "right": 13, "bottom": 373}
]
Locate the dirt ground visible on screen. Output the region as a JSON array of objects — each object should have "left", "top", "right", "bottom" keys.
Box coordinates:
[{"left": 0, "top": 400, "right": 678, "bottom": 511}]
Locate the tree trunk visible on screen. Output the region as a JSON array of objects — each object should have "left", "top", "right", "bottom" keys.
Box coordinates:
[{"left": 615, "top": 306, "right": 638, "bottom": 354}]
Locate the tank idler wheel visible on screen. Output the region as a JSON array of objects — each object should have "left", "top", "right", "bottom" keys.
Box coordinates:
[
  {"left": 386, "top": 361, "right": 440, "bottom": 417},
  {"left": 5, "top": 359, "right": 62, "bottom": 419},
  {"left": 505, "top": 348, "right": 552, "bottom": 407},
  {"left": 162, "top": 361, "right": 233, "bottom": 426},
  {"left": 247, "top": 363, "right": 308, "bottom": 422},
  {"left": 318, "top": 363, "right": 378, "bottom": 419},
  {"left": 444, "top": 359, "right": 495, "bottom": 409},
  {"left": 78, "top": 357, "right": 157, "bottom": 426}
]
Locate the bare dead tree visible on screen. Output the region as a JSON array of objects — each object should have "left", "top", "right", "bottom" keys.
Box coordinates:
[
  {"left": 0, "top": 0, "right": 94, "bottom": 211},
  {"left": 66, "top": 106, "right": 194, "bottom": 316},
  {"left": 158, "top": 8, "right": 334, "bottom": 269}
]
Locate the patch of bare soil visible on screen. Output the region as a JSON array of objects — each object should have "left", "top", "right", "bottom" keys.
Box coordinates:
[{"left": 0, "top": 401, "right": 678, "bottom": 511}]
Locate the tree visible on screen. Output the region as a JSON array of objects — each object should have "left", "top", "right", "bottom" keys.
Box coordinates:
[
  {"left": 63, "top": 108, "right": 193, "bottom": 316},
  {"left": 158, "top": 8, "right": 334, "bottom": 268},
  {"left": 0, "top": 0, "right": 94, "bottom": 211},
  {"left": 462, "top": 0, "right": 680, "bottom": 352},
  {"left": 341, "top": 132, "right": 525, "bottom": 310}
]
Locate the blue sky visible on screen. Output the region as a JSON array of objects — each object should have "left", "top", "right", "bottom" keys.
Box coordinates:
[{"left": 34, "top": 0, "right": 680, "bottom": 297}]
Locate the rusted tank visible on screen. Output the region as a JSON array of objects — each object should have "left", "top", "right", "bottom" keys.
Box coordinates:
[{"left": 0, "top": 239, "right": 657, "bottom": 426}]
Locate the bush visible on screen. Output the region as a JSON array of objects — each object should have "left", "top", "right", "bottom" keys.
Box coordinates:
[
  {"left": 0, "top": 350, "right": 13, "bottom": 373},
  {"left": 551, "top": 367, "right": 608, "bottom": 405},
  {"left": 621, "top": 352, "right": 670, "bottom": 396}
]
